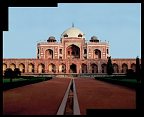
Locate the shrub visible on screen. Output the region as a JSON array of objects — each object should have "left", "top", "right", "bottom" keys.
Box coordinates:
[
  {"left": 126, "top": 69, "right": 136, "bottom": 79},
  {"left": 14, "top": 68, "right": 21, "bottom": 78}
]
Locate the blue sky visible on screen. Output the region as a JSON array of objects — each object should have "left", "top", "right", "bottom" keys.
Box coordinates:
[{"left": 3, "top": 3, "right": 141, "bottom": 58}]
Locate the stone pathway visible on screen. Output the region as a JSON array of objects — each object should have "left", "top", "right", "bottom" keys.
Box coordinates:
[
  {"left": 74, "top": 78, "right": 136, "bottom": 115},
  {"left": 3, "top": 78, "right": 71, "bottom": 115}
]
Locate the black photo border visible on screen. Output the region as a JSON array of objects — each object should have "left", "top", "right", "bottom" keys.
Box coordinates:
[{"left": 0, "top": 0, "right": 143, "bottom": 116}]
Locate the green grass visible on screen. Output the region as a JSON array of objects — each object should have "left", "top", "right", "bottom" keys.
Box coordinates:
[
  {"left": 3, "top": 77, "right": 51, "bottom": 84},
  {"left": 3, "top": 76, "right": 52, "bottom": 90},
  {"left": 3, "top": 78, "right": 28, "bottom": 83},
  {"left": 95, "top": 76, "right": 137, "bottom": 83},
  {"left": 119, "top": 79, "right": 137, "bottom": 83},
  {"left": 95, "top": 76, "right": 137, "bottom": 89}
]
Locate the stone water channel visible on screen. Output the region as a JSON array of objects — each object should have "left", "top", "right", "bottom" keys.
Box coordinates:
[{"left": 57, "top": 78, "right": 80, "bottom": 115}]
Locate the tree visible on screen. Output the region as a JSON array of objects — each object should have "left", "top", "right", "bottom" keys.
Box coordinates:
[
  {"left": 4, "top": 68, "right": 15, "bottom": 83},
  {"left": 136, "top": 56, "right": 141, "bottom": 82},
  {"left": 4, "top": 68, "right": 21, "bottom": 83},
  {"left": 14, "top": 68, "right": 21, "bottom": 78},
  {"left": 107, "top": 56, "right": 114, "bottom": 75},
  {"left": 4, "top": 68, "right": 13, "bottom": 78}
]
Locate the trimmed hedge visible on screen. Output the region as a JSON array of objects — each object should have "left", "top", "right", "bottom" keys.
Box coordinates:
[
  {"left": 95, "top": 76, "right": 137, "bottom": 89},
  {"left": 3, "top": 76, "right": 52, "bottom": 90}
]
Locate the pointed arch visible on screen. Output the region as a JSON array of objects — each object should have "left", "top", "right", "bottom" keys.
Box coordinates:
[
  {"left": 81, "top": 63, "right": 87, "bottom": 73},
  {"left": 10, "top": 63, "right": 16, "bottom": 71},
  {"left": 66, "top": 44, "right": 80, "bottom": 59},
  {"left": 94, "top": 49, "right": 101, "bottom": 59},
  {"left": 91, "top": 63, "right": 98, "bottom": 73},
  {"left": 48, "top": 63, "right": 56, "bottom": 73},
  {"left": 131, "top": 63, "right": 136, "bottom": 72},
  {"left": 38, "top": 63, "right": 45, "bottom": 73},
  {"left": 59, "top": 63, "right": 66, "bottom": 73},
  {"left": 19, "top": 63, "right": 25, "bottom": 73},
  {"left": 122, "top": 63, "right": 128, "bottom": 73},
  {"left": 45, "top": 49, "right": 53, "bottom": 59},
  {"left": 28, "top": 63, "right": 34, "bottom": 73},
  {"left": 3, "top": 63, "right": 7, "bottom": 72},
  {"left": 101, "top": 63, "right": 107, "bottom": 73},
  {"left": 113, "top": 63, "right": 119, "bottom": 73},
  {"left": 70, "top": 64, "right": 77, "bottom": 73}
]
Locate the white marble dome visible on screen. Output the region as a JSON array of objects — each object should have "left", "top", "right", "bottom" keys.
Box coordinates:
[{"left": 61, "top": 27, "right": 85, "bottom": 38}]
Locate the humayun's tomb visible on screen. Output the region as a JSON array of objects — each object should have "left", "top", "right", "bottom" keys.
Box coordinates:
[{"left": 3, "top": 25, "right": 141, "bottom": 75}]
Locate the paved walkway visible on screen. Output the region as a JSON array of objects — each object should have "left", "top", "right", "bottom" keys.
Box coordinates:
[
  {"left": 74, "top": 78, "right": 136, "bottom": 115},
  {"left": 3, "top": 78, "right": 71, "bottom": 115}
]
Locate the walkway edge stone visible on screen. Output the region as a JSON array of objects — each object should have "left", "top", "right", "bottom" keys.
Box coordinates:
[
  {"left": 56, "top": 79, "right": 72, "bottom": 115},
  {"left": 73, "top": 79, "right": 81, "bottom": 115}
]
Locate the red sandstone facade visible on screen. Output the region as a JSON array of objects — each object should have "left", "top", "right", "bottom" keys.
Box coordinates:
[{"left": 3, "top": 26, "right": 141, "bottom": 74}]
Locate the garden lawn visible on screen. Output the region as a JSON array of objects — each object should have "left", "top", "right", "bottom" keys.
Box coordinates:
[
  {"left": 95, "top": 76, "right": 137, "bottom": 89},
  {"left": 3, "top": 78, "right": 28, "bottom": 83},
  {"left": 3, "top": 77, "right": 52, "bottom": 90}
]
